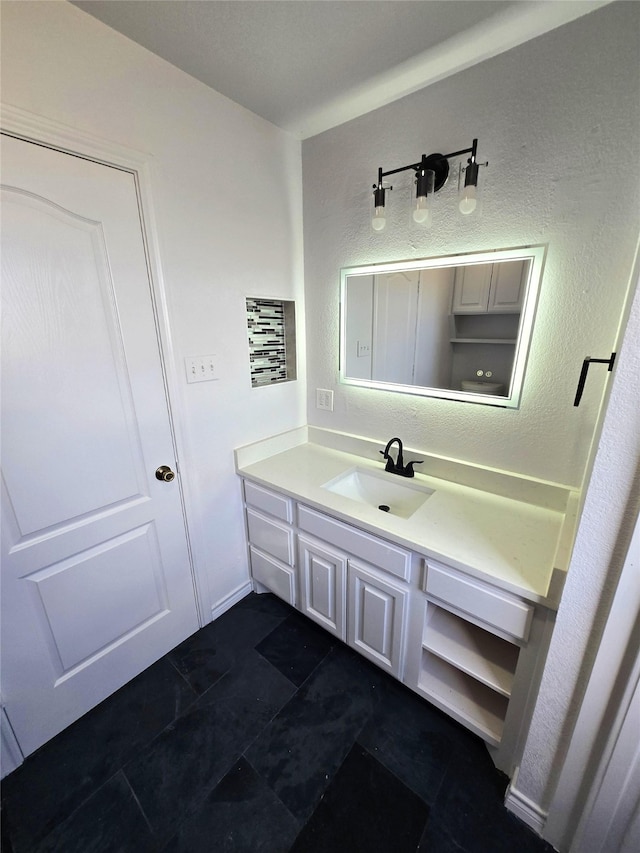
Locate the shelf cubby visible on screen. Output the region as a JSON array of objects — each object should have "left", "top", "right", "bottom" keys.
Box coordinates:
[
  {"left": 417, "top": 652, "right": 508, "bottom": 746},
  {"left": 450, "top": 337, "right": 517, "bottom": 345},
  {"left": 423, "top": 605, "right": 519, "bottom": 697},
  {"left": 449, "top": 312, "right": 520, "bottom": 343}
]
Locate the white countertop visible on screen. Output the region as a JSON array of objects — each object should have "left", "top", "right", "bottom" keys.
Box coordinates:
[{"left": 237, "top": 441, "right": 570, "bottom": 608}]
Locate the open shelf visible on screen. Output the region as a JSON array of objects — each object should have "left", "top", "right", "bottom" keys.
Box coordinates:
[
  {"left": 450, "top": 338, "right": 517, "bottom": 345},
  {"left": 418, "top": 653, "right": 508, "bottom": 746},
  {"left": 423, "top": 606, "right": 519, "bottom": 697},
  {"left": 449, "top": 312, "right": 520, "bottom": 344}
]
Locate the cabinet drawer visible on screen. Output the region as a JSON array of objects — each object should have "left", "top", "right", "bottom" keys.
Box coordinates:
[
  {"left": 244, "top": 480, "right": 293, "bottom": 523},
  {"left": 246, "top": 508, "right": 294, "bottom": 566},
  {"left": 249, "top": 546, "right": 295, "bottom": 606},
  {"left": 297, "top": 505, "right": 410, "bottom": 581},
  {"left": 424, "top": 560, "right": 533, "bottom": 642}
]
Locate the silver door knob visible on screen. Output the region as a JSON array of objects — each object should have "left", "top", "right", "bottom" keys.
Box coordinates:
[{"left": 155, "top": 465, "right": 176, "bottom": 482}]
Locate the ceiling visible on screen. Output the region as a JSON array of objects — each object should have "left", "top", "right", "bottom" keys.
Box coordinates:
[{"left": 72, "top": 0, "right": 610, "bottom": 138}]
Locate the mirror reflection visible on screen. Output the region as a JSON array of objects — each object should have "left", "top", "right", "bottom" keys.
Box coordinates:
[{"left": 340, "top": 246, "right": 545, "bottom": 408}]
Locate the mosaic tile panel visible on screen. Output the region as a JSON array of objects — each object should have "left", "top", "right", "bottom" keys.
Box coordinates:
[{"left": 246, "top": 298, "right": 296, "bottom": 387}]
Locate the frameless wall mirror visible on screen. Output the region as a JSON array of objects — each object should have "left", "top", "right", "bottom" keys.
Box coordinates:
[{"left": 340, "top": 246, "right": 546, "bottom": 408}]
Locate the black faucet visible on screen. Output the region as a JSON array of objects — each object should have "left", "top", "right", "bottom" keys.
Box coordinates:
[{"left": 379, "top": 437, "right": 423, "bottom": 478}]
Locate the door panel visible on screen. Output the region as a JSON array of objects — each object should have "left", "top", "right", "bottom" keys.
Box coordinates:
[
  {"left": 27, "top": 524, "right": 167, "bottom": 675},
  {"left": 298, "top": 535, "right": 347, "bottom": 640},
  {"left": 348, "top": 560, "right": 407, "bottom": 678},
  {"left": 2, "top": 189, "right": 143, "bottom": 534},
  {"left": 1, "top": 133, "right": 199, "bottom": 757}
]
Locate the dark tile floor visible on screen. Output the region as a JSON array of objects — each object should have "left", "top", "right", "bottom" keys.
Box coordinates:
[{"left": 1, "top": 593, "right": 555, "bottom": 853}]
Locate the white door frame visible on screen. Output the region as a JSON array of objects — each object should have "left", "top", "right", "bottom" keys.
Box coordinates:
[
  {"left": 545, "top": 509, "right": 640, "bottom": 852},
  {"left": 0, "top": 103, "right": 211, "bottom": 626}
]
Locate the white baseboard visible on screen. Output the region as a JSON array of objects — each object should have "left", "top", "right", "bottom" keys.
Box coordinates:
[
  {"left": 505, "top": 772, "right": 548, "bottom": 838},
  {"left": 210, "top": 580, "right": 253, "bottom": 622}
]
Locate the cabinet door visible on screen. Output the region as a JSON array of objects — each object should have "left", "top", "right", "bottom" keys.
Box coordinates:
[
  {"left": 348, "top": 560, "right": 407, "bottom": 677},
  {"left": 451, "top": 264, "right": 493, "bottom": 313},
  {"left": 488, "top": 260, "right": 525, "bottom": 312},
  {"left": 298, "top": 535, "right": 347, "bottom": 640}
]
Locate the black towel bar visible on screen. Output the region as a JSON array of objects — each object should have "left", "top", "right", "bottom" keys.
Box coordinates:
[{"left": 573, "top": 353, "right": 616, "bottom": 406}]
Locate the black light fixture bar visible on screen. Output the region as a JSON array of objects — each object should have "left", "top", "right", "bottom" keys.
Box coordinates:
[
  {"left": 371, "top": 138, "right": 486, "bottom": 230},
  {"left": 377, "top": 139, "right": 477, "bottom": 182}
]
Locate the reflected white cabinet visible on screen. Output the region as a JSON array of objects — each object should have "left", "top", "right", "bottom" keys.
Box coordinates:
[
  {"left": 348, "top": 559, "right": 407, "bottom": 677},
  {"left": 298, "top": 534, "right": 347, "bottom": 640},
  {"left": 452, "top": 261, "right": 525, "bottom": 314}
]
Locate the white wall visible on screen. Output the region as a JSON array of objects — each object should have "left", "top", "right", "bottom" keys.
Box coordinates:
[
  {"left": 0, "top": 0, "right": 306, "bottom": 618},
  {"left": 302, "top": 2, "right": 640, "bottom": 488},
  {"left": 512, "top": 262, "right": 640, "bottom": 840}
]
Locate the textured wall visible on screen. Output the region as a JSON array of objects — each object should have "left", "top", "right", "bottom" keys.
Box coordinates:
[
  {"left": 302, "top": 2, "right": 640, "bottom": 488},
  {"left": 518, "top": 260, "right": 640, "bottom": 828},
  {"left": 1, "top": 1, "right": 306, "bottom": 617}
]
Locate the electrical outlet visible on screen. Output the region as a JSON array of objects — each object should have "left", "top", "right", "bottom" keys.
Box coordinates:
[
  {"left": 316, "top": 388, "right": 334, "bottom": 411},
  {"left": 185, "top": 355, "right": 217, "bottom": 383}
]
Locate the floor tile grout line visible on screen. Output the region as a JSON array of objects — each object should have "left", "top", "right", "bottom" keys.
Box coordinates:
[
  {"left": 120, "top": 767, "right": 155, "bottom": 838},
  {"left": 164, "top": 652, "right": 204, "bottom": 700},
  {"left": 237, "top": 638, "right": 351, "bottom": 766},
  {"left": 253, "top": 636, "right": 335, "bottom": 692},
  {"left": 19, "top": 767, "right": 128, "bottom": 852},
  {"left": 242, "top": 753, "right": 302, "bottom": 831},
  {"left": 125, "top": 735, "right": 243, "bottom": 851},
  {"left": 356, "top": 739, "right": 435, "bottom": 809}
]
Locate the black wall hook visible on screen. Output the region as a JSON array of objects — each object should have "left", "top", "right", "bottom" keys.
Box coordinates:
[{"left": 573, "top": 353, "right": 616, "bottom": 406}]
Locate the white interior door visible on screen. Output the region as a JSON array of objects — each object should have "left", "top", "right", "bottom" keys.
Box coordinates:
[
  {"left": 0, "top": 134, "right": 199, "bottom": 758},
  {"left": 371, "top": 270, "right": 419, "bottom": 385}
]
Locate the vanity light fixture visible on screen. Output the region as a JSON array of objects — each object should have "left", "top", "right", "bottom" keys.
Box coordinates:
[{"left": 371, "top": 138, "right": 487, "bottom": 231}]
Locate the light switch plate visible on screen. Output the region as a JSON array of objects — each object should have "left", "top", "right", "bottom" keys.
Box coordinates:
[
  {"left": 185, "top": 355, "right": 217, "bottom": 383},
  {"left": 316, "top": 388, "right": 334, "bottom": 411}
]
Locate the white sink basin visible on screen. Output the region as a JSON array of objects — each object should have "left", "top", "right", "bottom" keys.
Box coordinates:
[{"left": 322, "top": 467, "right": 434, "bottom": 519}]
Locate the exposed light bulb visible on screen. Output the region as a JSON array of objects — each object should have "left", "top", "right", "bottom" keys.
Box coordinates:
[
  {"left": 372, "top": 206, "right": 386, "bottom": 231},
  {"left": 459, "top": 185, "right": 477, "bottom": 215},
  {"left": 413, "top": 195, "right": 432, "bottom": 225}
]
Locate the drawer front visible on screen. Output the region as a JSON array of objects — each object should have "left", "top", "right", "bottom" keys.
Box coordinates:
[
  {"left": 249, "top": 546, "right": 295, "bottom": 606},
  {"left": 424, "top": 560, "right": 533, "bottom": 642},
  {"left": 297, "top": 505, "right": 410, "bottom": 581},
  {"left": 246, "top": 508, "right": 294, "bottom": 566},
  {"left": 244, "top": 480, "right": 292, "bottom": 523}
]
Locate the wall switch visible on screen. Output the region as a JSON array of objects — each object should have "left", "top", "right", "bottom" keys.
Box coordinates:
[
  {"left": 357, "top": 340, "right": 371, "bottom": 358},
  {"left": 185, "top": 355, "right": 217, "bottom": 383},
  {"left": 316, "top": 388, "right": 334, "bottom": 411}
]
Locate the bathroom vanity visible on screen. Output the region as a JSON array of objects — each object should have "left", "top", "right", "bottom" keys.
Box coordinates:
[{"left": 235, "top": 427, "right": 578, "bottom": 776}]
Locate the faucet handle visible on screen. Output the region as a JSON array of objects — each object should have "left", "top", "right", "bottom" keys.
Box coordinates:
[
  {"left": 379, "top": 450, "right": 396, "bottom": 473},
  {"left": 402, "top": 460, "right": 423, "bottom": 478}
]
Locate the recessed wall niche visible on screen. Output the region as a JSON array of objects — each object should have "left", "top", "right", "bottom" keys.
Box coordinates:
[{"left": 246, "top": 297, "right": 297, "bottom": 387}]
